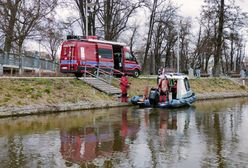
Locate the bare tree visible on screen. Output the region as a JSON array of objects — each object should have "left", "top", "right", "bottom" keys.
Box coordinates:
[
  {"left": 73, "top": 0, "right": 98, "bottom": 36},
  {"left": 150, "top": 5, "right": 179, "bottom": 74},
  {"left": 142, "top": 0, "right": 158, "bottom": 72},
  {"left": 198, "top": 0, "right": 248, "bottom": 76},
  {"left": 178, "top": 18, "right": 192, "bottom": 73},
  {"left": 0, "top": 0, "right": 58, "bottom": 54},
  {"left": 196, "top": 0, "right": 219, "bottom": 75},
  {"left": 142, "top": 0, "right": 179, "bottom": 74},
  {"left": 0, "top": 0, "right": 22, "bottom": 53},
  {"left": 129, "top": 24, "right": 139, "bottom": 56},
  {"left": 38, "top": 18, "right": 65, "bottom": 60},
  {"left": 212, "top": 0, "right": 225, "bottom": 77},
  {"left": 14, "top": 0, "right": 58, "bottom": 54},
  {"left": 97, "top": 0, "right": 145, "bottom": 40},
  {"left": 224, "top": 3, "right": 248, "bottom": 72}
]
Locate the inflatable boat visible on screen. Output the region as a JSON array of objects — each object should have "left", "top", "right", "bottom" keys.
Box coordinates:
[{"left": 131, "top": 73, "right": 197, "bottom": 108}]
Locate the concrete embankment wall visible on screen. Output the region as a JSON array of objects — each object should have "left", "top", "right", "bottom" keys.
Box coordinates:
[
  {"left": 1, "top": 91, "right": 248, "bottom": 118},
  {"left": 196, "top": 91, "right": 248, "bottom": 100},
  {"left": 0, "top": 101, "right": 132, "bottom": 118}
]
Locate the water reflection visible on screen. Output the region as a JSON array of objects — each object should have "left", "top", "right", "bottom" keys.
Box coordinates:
[
  {"left": 0, "top": 98, "right": 248, "bottom": 167},
  {"left": 60, "top": 108, "right": 139, "bottom": 167}
]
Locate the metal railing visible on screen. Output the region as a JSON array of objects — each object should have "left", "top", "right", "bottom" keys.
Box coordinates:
[
  {"left": 0, "top": 52, "right": 59, "bottom": 73},
  {"left": 82, "top": 64, "right": 124, "bottom": 85}
]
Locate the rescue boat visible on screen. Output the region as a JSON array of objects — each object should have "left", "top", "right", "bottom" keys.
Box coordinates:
[{"left": 131, "top": 73, "right": 196, "bottom": 108}]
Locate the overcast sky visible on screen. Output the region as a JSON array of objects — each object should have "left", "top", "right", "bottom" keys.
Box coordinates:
[
  {"left": 174, "top": 0, "right": 248, "bottom": 18},
  {"left": 174, "top": 0, "right": 203, "bottom": 18},
  {"left": 28, "top": 0, "right": 248, "bottom": 54}
]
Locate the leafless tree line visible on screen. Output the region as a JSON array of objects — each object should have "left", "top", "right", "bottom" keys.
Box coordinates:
[
  {"left": 0, "top": 0, "right": 61, "bottom": 60},
  {"left": 194, "top": 0, "right": 248, "bottom": 76},
  {"left": 0, "top": 0, "right": 247, "bottom": 76}
]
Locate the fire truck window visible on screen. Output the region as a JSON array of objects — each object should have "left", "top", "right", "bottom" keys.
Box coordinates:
[
  {"left": 125, "top": 52, "right": 134, "bottom": 61},
  {"left": 98, "top": 48, "right": 113, "bottom": 59}
]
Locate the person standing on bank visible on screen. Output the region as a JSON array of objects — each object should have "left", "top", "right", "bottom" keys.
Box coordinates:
[{"left": 120, "top": 74, "right": 130, "bottom": 102}]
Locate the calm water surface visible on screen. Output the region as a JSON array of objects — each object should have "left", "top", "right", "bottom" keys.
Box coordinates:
[{"left": 0, "top": 98, "right": 248, "bottom": 168}]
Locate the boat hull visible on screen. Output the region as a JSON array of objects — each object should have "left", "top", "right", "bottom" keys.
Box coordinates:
[{"left": 131, "top": 94, "right": 197, "bottom": 108}]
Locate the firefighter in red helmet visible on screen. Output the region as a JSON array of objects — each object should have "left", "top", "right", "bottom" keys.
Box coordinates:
[{"left": 120, "top": 74, "right": 129, "bottom": 102}]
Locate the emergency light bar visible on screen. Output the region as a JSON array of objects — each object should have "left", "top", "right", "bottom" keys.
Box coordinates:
[{"left": 66, "top": 35, "right": 98, "bottom": 40}]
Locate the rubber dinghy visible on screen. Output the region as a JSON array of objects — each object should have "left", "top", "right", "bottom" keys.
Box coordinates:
[{"left": 131, "top": 73, "right": 197, "bottom": 108}]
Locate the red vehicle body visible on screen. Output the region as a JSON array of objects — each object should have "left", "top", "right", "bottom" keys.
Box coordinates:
[{"left": 60, "top": 36, "right": 141, "bottom": 77}]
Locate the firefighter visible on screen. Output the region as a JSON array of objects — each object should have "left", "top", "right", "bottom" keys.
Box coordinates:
[
  {"left": 158, "top": 76, "right": 169, "bottom": 102},
  {"left": 120, "top": 74, "right": 129, "bottom": 102},
  {"left": 171, "top": 80, "right": 177, "bottom": 99}
]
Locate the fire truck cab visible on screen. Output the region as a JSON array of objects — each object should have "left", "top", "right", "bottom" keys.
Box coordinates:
[{"left": 60, "top": 36, "right": 141, "bottom": 78}]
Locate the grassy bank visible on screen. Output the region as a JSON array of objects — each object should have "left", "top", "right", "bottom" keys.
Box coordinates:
[
  {"left": 126, "top": 77, "right": 247, "bottom": 96},
  {"left": 0, "top": 78, "right": 113, "bottom": 107},
  {"left": 0, "top": 77, "right": 247, "bottom": 108}
]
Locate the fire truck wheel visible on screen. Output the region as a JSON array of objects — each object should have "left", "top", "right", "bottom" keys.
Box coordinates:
[
  {"left": 75, "top": 73, "right": 83, "bottom": 78},
  {"left": 133, "top": 69, "right": 140, "bottom": 78}
]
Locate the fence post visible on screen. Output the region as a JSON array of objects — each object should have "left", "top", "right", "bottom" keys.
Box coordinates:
[
  {"left": 45, "top": 60, "right": 48, "bottom": 70},
  {"left": 38, "top": 57, "right": 41, "bottom": 77},
  {"left": 4, "top": 52, "right": 9, "bottom": 66},
  {"left": 0, "top": 53, "right": 3, "bottom": 76},
  {"left": 109, "top": 68, "right": 113, "bottom": 84},
  {"left": 0, "top": 64, "right": 2, "bottom": 76},
  {"left": 18, "top": 53, "right": 23, "bottom": 76},
  {"left": 52, "top": 60, "right": 55, "bottom": 71},
  {"left": 84, "top": 62, "right": 86, "bottom": 78},
  {"left": 96, "top": 65, "right": 99, "bottom": 77}
]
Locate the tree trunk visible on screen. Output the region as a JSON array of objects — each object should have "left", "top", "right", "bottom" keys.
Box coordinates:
[
  {"left": 230, "top": 34, "right": 234, "bottom": 71},
  {"left": 3, "top": 1, "right": 20, "bottom": 53},
  {"left": 213, "top": 0, "right": 224, "bottom": 77},
  {"left": 142, "top": 0, "right": 157, "bottom": 73},
  {"left": 18, "top": 38, "right": 25, "bottom": 76},
  {"left": 104, "top": 0, "right": 112, "bottom": 40}
]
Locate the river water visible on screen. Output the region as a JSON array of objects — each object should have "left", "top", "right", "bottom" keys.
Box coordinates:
[{"left": 0, "top": 98, "right": 248, "bottom": 168}]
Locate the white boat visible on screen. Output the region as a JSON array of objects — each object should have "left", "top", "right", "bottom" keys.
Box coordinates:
[{"left": 131, "top": 73, "right": 196, "bottom": 108}]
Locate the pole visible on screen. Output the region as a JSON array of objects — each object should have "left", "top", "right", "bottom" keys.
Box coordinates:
[
  {"left": 85, "top": 2, "right": 96, "bottom": 37},
  {"left": 177, "top": 24, "right": 180, "bottom": 73},
  {"left": 39, "top": 39, "right": 41, "bottom": 77},
  {"left": 234, "top": 56, "right": 236, "bottom": 72},
  {"left": 85, "top": 2, "right": 88, "bottom": 37}
]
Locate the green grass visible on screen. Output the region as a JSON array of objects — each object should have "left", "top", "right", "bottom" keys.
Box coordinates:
[
  {"left": 0, "top": 78, "right": 114, "bottom": 107},
  {"left": 0, "top": 77, "right": 247, "bottom": 108}
]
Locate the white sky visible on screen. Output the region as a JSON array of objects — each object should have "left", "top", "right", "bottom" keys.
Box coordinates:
[
  {"left": 26, "top": 0, "right": 248, "bottom": 55},
  {"left": 174, "top": 0, "right": 204, "bottom": 18},
  {"left": 173, "top": 0, "right": 248, "bottom": 55},
  {"left": 174, "top": 0, "right": 248, "bottom": 18}
]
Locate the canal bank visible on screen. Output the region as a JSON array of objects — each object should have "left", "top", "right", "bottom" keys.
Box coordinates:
[
  {"left": 0, "top": 77, "right": 248, "bottom": 117},
  {"left": 1, "top": 91, "right": 248, "bottom": 118}
]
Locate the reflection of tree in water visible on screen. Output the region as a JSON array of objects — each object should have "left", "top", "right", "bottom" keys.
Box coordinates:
[
  {"left": 6, "top": 136, "right": 26, "bottom": 168},
  {"left": 145, "top": 107, "right": 198, "bottom": 167},
  {"left": 143, "top": 109, "right": 176, "bottom": 167},
  {"left": 195, "top": 99, "right": 246, "bottom": 168},
  {"left": 2, "top": 100, "right": 247, "bottom": 167},
  {"left": 214, "top": 113, "right": 224, "bottom": 168},
  {"left": 112, "top": 128, "right": 123, "bottom": 151},
  {"left": 195, "top": 97, "right": 248, "bottom": 113}
]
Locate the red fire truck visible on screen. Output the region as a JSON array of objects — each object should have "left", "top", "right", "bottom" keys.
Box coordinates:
[{"left": 60, "top": 35, "right": 141, "bottom": 78}]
